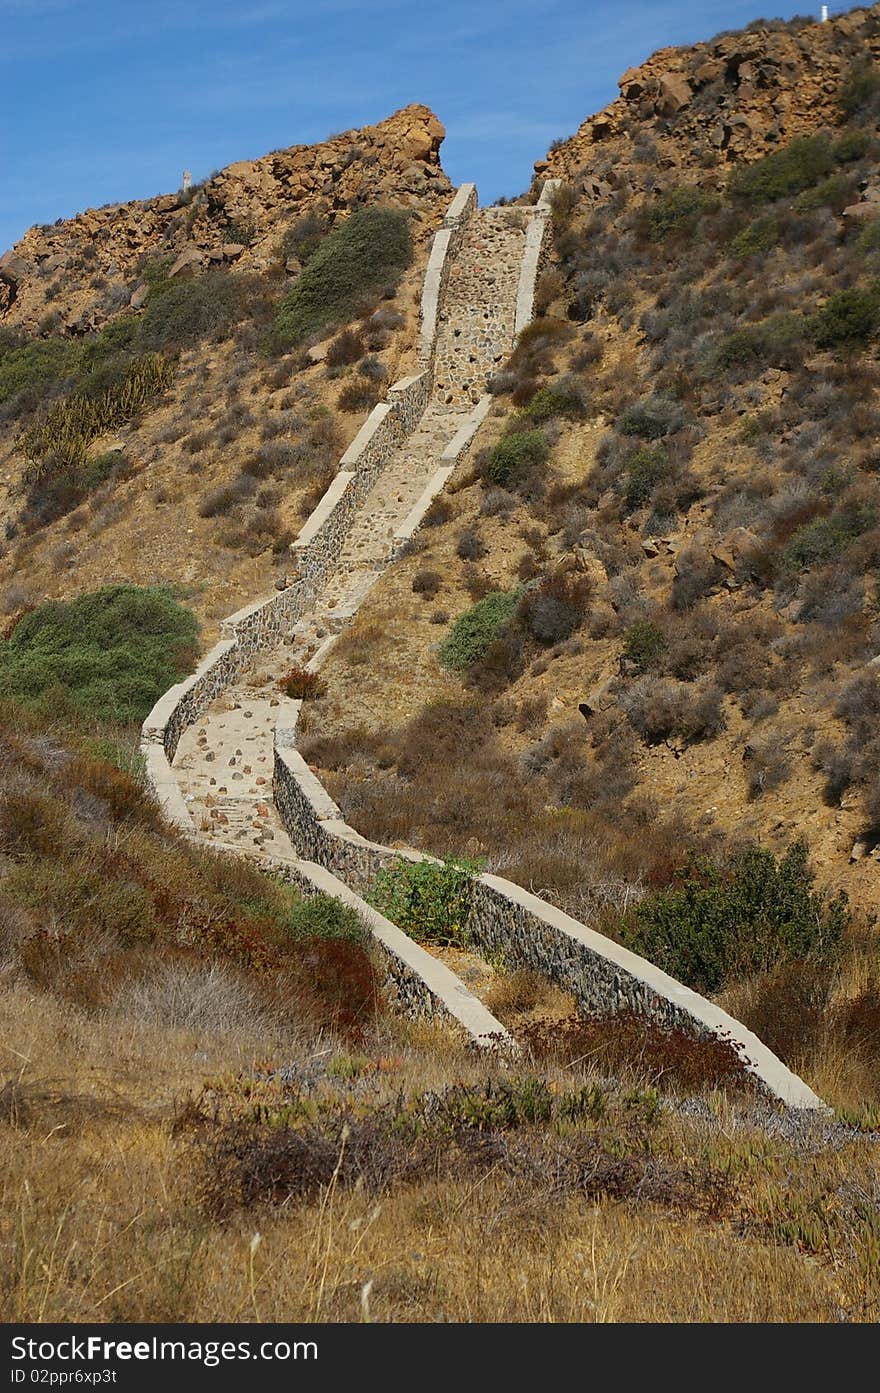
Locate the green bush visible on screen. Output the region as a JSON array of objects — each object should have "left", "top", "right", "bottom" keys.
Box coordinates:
[
  {"left": 839, "top": 57, "right": 880, "bottom": 118},
  {"left": 274, "top": 207, "right": 412, "bottom": 347},
  {"left": 730, "top": 218, "right": 778, "bottom": 258},
  {"left": 280, "top": 212, "right": 329, "bottom": 266},
  {"left": 642, "top": 185, "right": 718, "bottom": 242},
  {"left": 136, "top": 269, "right": 253, "bottom": 352},
  {"left": 856, "top": 221, "right": 880, "bottom": 258},
  {"left": 620, "top": 840, "right": 849, "bottom": 994},
  {"left": 713, "top": 312, "right": 803, "bottom": 370},
  {"left": 623, "top": 444, "right": 669, "bottom": 511},
  {"left": 794, "top": 174, "right": 854, "bottom": 213},
  {"left": 285, "top": 893, "right": 368, "bottom": 944},
  {"left": 622, "top": 619, "right": 667, "bottom": 672},
  {"left": 0, "top": 585, "right": 199, "bottom": 725},
  {"left": 728, "top": 136, "right": 835, "bottom": 203},
  {"left": 369, "top": 855, "right": 482, "bottom": 947},
  {"left": 485, "top": 428, "right": 550, "bottom": 486},
  {"left": 808, "top": 285, "right": 880, "bottom": 349},
  {"left": 619, "top": 394, "right": 684, "bottom": 440},
  {"left": 0, "top": 337, "right": 81, "bottom": 407},
  {"left": 835, "top": 129, "right": 872, "bottom": 163},
  {"left": 783, "top": 504, "right": 874, "bottom": 573},
  {"left": 438, "top": 590, "right": 520, "bottom": 671},
  {"left": 518, "top": 377, "right": 589, "bottom": 424}
]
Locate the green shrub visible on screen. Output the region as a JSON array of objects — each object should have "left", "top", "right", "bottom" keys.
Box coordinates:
[
  {"left": 136, "top": 269, "right": 253, "bottom": 352},
  {"left": 623, "top": 619, "right": 667, "bottom": 672},
  {"left": 713, "top": 313, "right": 803, "bottom": 370},
  {"left": 280, "top": 212, "right": 329, "bottom": 266},
  {"left": 0, "top": 337, "right": 81, "bottom": 407},
  {"left": 369, "top": 855, "right": 482, "bottom": 947},
  {"left": 730, "top": 218, "right": 778, "bottom": 258},
  {"left": 856, "top": 221, "right": 880, "bottom": 257},
  {"left": 285, "top": 893, "right": 368, "bottom": 944},
  {"left": 641, "top": 185, "right": 717, "bottom": 241},
  {"left": 619, "top": 394, "right": 684, "bottom": 440},
  {"left": 0, "top": 585, "right": 199, "bottom": 725},
  {"left": 783, "top": 504, "right": 874, "bottom": 573},
  {"left": 620, "top": 840, "right": 849, "bottom": 994},
  {"left": 518, "top": 377, "right": 589, "bottom": 424},
  {"left": 623, "top": 444, "right": 669, "bottom": 511},
  {"left": 835, "top": 129, "right": 872, "bottom": 163},
  {"left": 839, "top": 57, "right": 880, "bottom": 118},
  {"left": 808, "top": 285, "right": 880, "bottom": 349},
  {"left": 794, "top": 173, "right": 854, "bottom": 213},
  {"left": 438, "top": 590, "right": 520, "bottom": 671},
  {"left": 728, "top": 136, "right": 835, "bottom": 203},
  {"left": 274, "top": 207, "right": 412, "bottom": 347},
  {"left": 485, "top": 428, "right": 550, "bottom": 486}
]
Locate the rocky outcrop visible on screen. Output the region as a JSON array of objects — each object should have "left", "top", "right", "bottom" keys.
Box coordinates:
[
  {"left": 538, "top": 5, "right": 880, "bottom": 198},
  {"left": 1, "top": 104, "right": 451, "bottom": 336}
]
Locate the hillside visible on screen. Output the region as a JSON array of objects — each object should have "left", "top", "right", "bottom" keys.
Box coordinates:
[
  {"left": 291, "top": 6, "right": 880, "bottom": 1099},
  {"left": 3, "top": 6, "right": 880, "bottom": 1328},
  {"left": 0, "top": 106, "right": 449, "bottom": 640}
]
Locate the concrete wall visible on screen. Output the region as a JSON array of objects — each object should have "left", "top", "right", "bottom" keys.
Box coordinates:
[
  {"left": 514, "top": 179, "right": 561, "bottom": 336},
  {"left": 264, "top": 851, "right": 512, "bottom": 1046},
  {"left": 271, "top": 703, "right": 826, "bottom": 1112},
  {"left": 419, "top": 182, "right": 478, "bottom": 364}
]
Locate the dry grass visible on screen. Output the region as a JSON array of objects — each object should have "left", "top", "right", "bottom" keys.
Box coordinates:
[{"left": 1, "top": 983, "right": 878, "bottom": 1323}]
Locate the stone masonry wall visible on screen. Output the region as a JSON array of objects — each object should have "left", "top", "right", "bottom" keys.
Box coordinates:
[
  {"left": 271, "top": 706, "right": 826, "bottom": 1111},
  {"left": 514, "top": 179, "right": 561, "bottom": 336},
  {"left": 141, "top": 186, "right": 469, "bottom": 772}
]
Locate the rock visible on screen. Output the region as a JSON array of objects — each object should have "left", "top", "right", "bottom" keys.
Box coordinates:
[
  {"left": 284, "top": 256, "right": 302, "bottom": 275},
  {"left": 130, "top": 282, "right": 149, "bottom": 309},
  {"left": 0, "top": 249, "right": 29, "bottom": 286},
  {"left": 221, "top": 242, "right": 245, "bottom": 260},
  {"left": 657, "top": 72, "right": 692, "bottom": 116},
  {"left": 619, "top": 67, "right": 644, "bottom": 99},
  {"left": 843, "top": 202, "right": 879, "bottom": 223},
  {"left": 307, "top": 340, "right": 330, "bottom": 364},
  {"left": 169, "top": 246, "right": 204, "bottom": 277},
  {"left": 641, "top": 538, "right": 661, "bottom": 558}
]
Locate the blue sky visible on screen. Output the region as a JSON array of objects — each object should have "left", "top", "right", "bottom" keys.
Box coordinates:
[{"left": 0, "top": 0, "right": 843, "bottom": 250}]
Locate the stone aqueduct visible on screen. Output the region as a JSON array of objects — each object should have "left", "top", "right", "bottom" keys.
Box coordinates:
[{"left": 142, "top": 182, "right": 826, "bottom": 1112}]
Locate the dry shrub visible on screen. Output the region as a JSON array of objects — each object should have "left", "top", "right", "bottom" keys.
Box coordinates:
[
  {"left": 411, "top": 568, "right": 442, "bottom": 598},
  {"left": 337, "top": 378, "right": 380, "bottom": 413},
  {"left": 279, "top": 666, "right": 325, "bottom": 700},
  {"left": 0, "top": 789, "right": 68, "bottom": 856},
  {"left": 325, "top": 328, "right": 365, "bottom": 367},
  {"left": 486, "top": 968, "right": 557, "bottom": 1017},
  {"left": 519, "top": 1012, "right": 757, "bottom": 1096},
  {"left": 621, "top": 677, "right": 726, "bottom": 745}
]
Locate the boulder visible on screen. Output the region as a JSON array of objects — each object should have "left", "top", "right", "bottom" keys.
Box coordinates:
[
  {"left": 0, "top": 249, "right": 29, "bottom": 286},
  {"left": 169, "top": 246, "right": 204, "bottom": 277},
  {"left": 130, "top": 282, "right": 149, "bottom": 309},
  {"left": 221, "top": 242, "right": 246, "bottom": 260},
  {"left": 657, "top": 72, "right": 692, "bottom": 116}
]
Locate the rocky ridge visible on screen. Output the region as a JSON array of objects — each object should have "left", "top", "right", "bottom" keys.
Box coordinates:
[
  {"left": 538, "top": 4, "right": 880, "bottom": 201},
  {"left": 0, "top": 104, "right": 449, "bottom": 335}
]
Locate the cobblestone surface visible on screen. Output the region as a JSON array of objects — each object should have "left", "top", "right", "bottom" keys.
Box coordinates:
[{"left": 433, "top": 208, "right": 526, "bottom": 405}]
